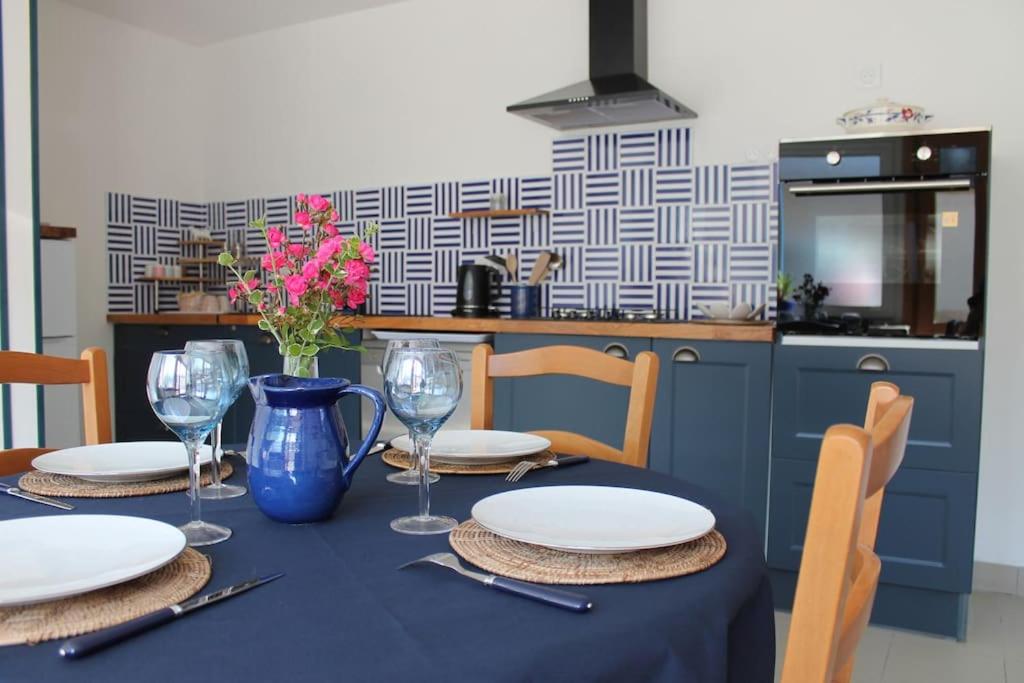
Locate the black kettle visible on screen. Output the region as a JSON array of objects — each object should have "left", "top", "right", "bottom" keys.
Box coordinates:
[{"left": 453, "top": 265, "right": 501, "bottom": 317}]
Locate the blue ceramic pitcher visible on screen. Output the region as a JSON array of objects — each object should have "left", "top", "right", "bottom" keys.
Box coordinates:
[{"left": 246, "top": 374, "right": 386, "bottom": 524}]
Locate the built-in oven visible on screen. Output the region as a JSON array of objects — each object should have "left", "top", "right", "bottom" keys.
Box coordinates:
[{"left": 778, "top": 128, "right": 991, "bottom": 338}]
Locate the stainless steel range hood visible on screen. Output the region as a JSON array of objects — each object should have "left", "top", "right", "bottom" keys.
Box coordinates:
[{"left": 507, "top": 0, "right": 696, "bottom": 130}]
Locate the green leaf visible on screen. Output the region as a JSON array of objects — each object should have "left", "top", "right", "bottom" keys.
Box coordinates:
[
  {"left": 296, "top": 367, "right": 312, "bottom": 378},
  {"left": 347, "top": 344, "right": 368, "bottom": 354},
  {"left": 247, "top": 290, "right": 263, "bottom": 305},
  {"left": 278, "top": 343, "right": 288, "bottom": 356},
  {"left": 287, "top": 343, "right": 303, "bottom": 357},
  {"left": 257, "top": 319, "right": 271, "bottom": 331},
  {"left": 309, "top": 319, "right": 324, "bottom": 334},
  {"left": 298, "top": 328, "right": 315, "bottom": 344},
  {"left": 217, "top": 252, "right": 236, "bottom": 267},
  {"left": 301, "top": 344, "right": 319, "bottom": 357},
  {"left": 249, "top": 216, "right": 267, "bottom": 229},
  {"left": 242, "top": 270, "right": 256, "bottom": 282}
]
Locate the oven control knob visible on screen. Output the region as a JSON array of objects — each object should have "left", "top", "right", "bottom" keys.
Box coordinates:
[
  {"left": 916, "top": 145, "right": 933, "bottom": 161},
  {"left": 825, "top": 150, "right": 841, "bottom": 166}
]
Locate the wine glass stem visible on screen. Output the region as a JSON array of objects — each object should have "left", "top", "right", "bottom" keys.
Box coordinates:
[
  {"left": 209, "top": 422, "right": 223, "bottom": 487},
  {"left": 185, "top": 439, "right": 203, "bottom": 526},
  {"left": 404, "top": 429, "right": 418, "bottom": 476},
  {"left": 415, "top": 433, "right": 432, "bottom": 519}
]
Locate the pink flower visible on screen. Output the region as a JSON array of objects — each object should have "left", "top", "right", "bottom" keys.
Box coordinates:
[
  {"left": 266, "top": 284, "right": 278, "bottom": 294},
  {"left": 261, "top": 251, "right": 288, "bottom": 271},
  {"left": 330, "top": 210, "right": 339, "bottom": 222},
  {"left": 296, "top": 193, "right": 307, "bottom": 202},
  {"left": 344, "top": 259, "right": 370, "bottom": 285},
  {"left": 246, "top": 278, "right": 260, "bottom": 291},
  {"left": 308, "top": 194, "right": 329, "bottom": 212},
  {"left": 323, "top": 224, "right": 339, "bottom": 237},
  {"left": 294, "top": 211, "right": 312, "bottom": 227},
  {"left": 284, "top": 274, "right": 308, "bottom": 303},
  {"left": 302, "top": 260, "right": 321, "bottom": 281},
  {"left": 358, "top": 242, "right": 376, "bottom": 263},
  {"left": 277, "top": 306, "right": 286, "bottom": 315},
  {"left": 347, "top": 281, "right": 368, "bottom": 308},
  {"left": 266, "top": 227, "right": 285, "bottom": 248},
  {"left": 287, "top": 243, "right": 306, "bottom": 258},
  {"left": 228, "top": 287, "right": 239, "bottom": 304},
  {"left": 257, "top": 302, "right": 267, "bottom": 312},
  {"left": 316, "top": 240, "right": 340, "bottom": 263}
]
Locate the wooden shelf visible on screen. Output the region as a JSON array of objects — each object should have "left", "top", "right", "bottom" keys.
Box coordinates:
[
  {"left": 447, "top": 209, "right": 549, "bottom": 219},
  {"left": 179, "top": 257, "right": 220, "bottom": 265},
  {"left": 180, "top": 239, "right": 225, "bottom": 247},
  {"left": 40, "top": 225, "right": 78, "bottom": 240},
  {"left": 137, "top": 276, "right": 220, "bottom": 284}
]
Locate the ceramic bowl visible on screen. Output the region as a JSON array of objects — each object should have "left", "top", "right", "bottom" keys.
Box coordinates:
[{"left": 836, "top": 97, "right": 933, "bottom": 132}]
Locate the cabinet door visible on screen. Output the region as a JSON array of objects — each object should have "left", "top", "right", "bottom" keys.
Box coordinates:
[
  {"left": 772, "top": 344, "right": 983, "bottom": 473},
  {"left": 113, "top": 325, "right": 204, "bottom": 442},
  {"left": 492, "top": 334, "right": 652, "bottom": 449},
  {"left": 768, "top": 457, "right": 977, "bottom": 593},
  {"left": 650, "top": 340, "right": 772, "bottom": 541}
]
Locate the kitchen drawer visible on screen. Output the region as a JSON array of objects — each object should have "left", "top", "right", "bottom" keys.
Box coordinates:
[
  {"left": 649, "top": 339, "right": 772, "bottom": 541},
  {"left": 768, "top": 457, "right": 977, "bottom": 593},
  {"left": 772, "top": 343, "right": 983, "bottom": 472},
  {"left": 492, "top": 334, "right": 652, "bottom": 449}
]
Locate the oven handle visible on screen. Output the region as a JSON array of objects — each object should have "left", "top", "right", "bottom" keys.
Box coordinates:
[{"left": 787, "top": 178, "right": 973, "bottom": 195}]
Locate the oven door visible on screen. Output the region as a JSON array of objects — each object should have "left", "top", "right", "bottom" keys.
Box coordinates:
[{"left": 780, "top": 177, "right": 986, "bottom": 337}]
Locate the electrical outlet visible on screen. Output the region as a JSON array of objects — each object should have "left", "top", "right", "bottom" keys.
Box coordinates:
[{"left": 857, "top": 63, "right": 882, "bottom": 89}]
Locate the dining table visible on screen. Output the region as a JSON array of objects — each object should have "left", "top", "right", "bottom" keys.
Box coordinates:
[{"left": 0, "top": 450, "right": 775, "bottom": 682}]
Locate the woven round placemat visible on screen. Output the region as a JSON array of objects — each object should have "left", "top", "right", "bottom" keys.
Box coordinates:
[
  {"left": 0, "top": 548, "right": 211, "bottom": 646},
  {"left": 381, "top": 448, "right": 553, "bottom": 475},
  {"left": 17, "top": 461, "right": 234, "bottom": 499},
  {"left": 448, "top": 520, "right": 727, "bottom": 585}
]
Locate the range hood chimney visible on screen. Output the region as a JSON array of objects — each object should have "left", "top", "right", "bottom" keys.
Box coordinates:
[{"left": 507, "top": 0, "right": 696, "bottom": 130}]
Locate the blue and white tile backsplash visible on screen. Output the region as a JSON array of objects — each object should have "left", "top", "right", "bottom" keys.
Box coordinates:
[{"left": 107, "top": 125, "right": 779, "bottom": 318}]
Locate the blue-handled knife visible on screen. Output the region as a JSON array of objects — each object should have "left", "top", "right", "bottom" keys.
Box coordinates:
[
  {"left": 400, "top": 552, "right": 592, "bottom": 612},
  {"left": 58, "top": 572, "right": 285, "bottom": 658}
]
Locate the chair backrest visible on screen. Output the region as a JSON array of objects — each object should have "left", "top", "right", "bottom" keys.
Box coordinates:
[
  {"left": 781, "top": 394, "right": 913, "bottom": 683},
  {"left": 0, "top": 347, "right": 112, "bottom": 475},
  {"left": 470, "top": 344, "right": 659, "bottom": 467},
  {"left": 859, "top": 381, "right": 907, "bottom": 550}
]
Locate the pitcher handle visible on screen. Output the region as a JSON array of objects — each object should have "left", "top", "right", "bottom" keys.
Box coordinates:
[{"left": 338, "top": 384, "right": 387, "bottom": 480}]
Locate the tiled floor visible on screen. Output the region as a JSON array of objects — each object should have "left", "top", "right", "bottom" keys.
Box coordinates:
[{"left": 774, "top": 591, "right": 1024, "bottom": 682}]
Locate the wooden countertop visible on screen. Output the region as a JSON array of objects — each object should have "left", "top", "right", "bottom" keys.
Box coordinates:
[{"left": 107, "top": 313, "right": 775, "bottom": 342}]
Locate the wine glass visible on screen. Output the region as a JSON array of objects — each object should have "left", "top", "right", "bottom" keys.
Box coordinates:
[
  {"left": 146, "top": 349, "right": 232, "bottom": 546},
  {"left": 384, "top": 347, "right": 463, "bottom": 535},
  {"left": 185, "top": 339, "right": 250, "bottom": 500},
  {"left": 383, "top": 338, "right": 442, "bottom": 485}
]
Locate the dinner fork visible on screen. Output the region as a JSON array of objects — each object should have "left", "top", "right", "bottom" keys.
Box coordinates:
[
  {"left": 399, "top": 552, "right": 592, "bottom": 612},
  {"left": 506, "top": 455, "right": 590, "bottom": 483}
]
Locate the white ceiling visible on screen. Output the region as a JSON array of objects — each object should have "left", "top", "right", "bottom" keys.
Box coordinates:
[{"left": 59, "top": 0, "right": 410, "bottom": 46}]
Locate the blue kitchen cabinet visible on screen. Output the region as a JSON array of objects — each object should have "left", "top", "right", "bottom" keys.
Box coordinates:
[
  {"left": 649, "top": 339, "right": 773, "bottom": 543},
  {"left": 768, "top": 342, "right": 984, "bottom": 638},
  {"left": 492, "top": 334, "right": 652, "bottom": 448}
]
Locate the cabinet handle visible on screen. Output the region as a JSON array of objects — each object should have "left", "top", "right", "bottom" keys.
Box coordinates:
[
  {"left": 259, "top": 335, "right": 275, "bottom": 346},
  {"left": 856, "top": 354, "right": 890, "bottom": 372},
  {"left": 672, "top": 347, "right": 701, "bottom": 363},
  {"left": 603, "top": 343, "right": 629, "bottom": 360}
]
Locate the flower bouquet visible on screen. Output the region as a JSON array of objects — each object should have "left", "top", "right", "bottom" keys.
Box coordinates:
[{"left": 218, "top": 193, "right": 377, "bottom": 377}]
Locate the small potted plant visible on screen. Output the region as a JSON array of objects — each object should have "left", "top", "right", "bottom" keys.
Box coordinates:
[
  {"left": 776, "top": 272, "right": 796, "bottom": 320},
  {"left": 793, "top": 273, "right": 830, "bottom": 321}
]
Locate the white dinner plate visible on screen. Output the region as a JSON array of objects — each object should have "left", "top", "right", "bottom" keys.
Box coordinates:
[
  {"left": 392, "top": 430, "right": 551, "bottom": 465},
  {"left": 32, "top": 442, "right": 213, "bottom": 483},
  {"left": 0, "top": 515, "right": 186, "bottom": 606},
  {"left": 472, "top": 486, "right": 716, "bottom": 554}
]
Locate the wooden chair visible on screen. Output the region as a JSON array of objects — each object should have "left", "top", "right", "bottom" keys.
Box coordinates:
[
  {"left": 0, "top": 347, "right": 112, "bottom": 475},
  {"left": 860, "top": 381, "right": 901, "bottom": 551},
  {"left": 780, "top": 393, "right": 913, "bottom": 683},
  {"left": 470, "top": 344, "right": 659, "bottom": 468}
]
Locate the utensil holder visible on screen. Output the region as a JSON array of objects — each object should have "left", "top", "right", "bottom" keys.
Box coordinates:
[{"left": 509, "top": 284, "right": 540, "bottom": 319}]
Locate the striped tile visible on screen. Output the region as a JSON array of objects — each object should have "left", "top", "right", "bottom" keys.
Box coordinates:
[
  {"left": 586, "top": 133, "right": 618, "bottom": 171},
  {"left": 461, "top": 217, "right": 489, "bottom": 250},
  {"left": 656, "top": 282, "right": 688, "bottom": 318},
  {"left": 732, "top": 283, "right": 768, "bottom": 316},
  {"left": 621, "top": 168, "right": 654, "bottom": 206},
  {"left": 552, "top": 137, "right": 585, "bottom": 173},
  {"left": 460, "top": 180, "right": 490, "bottom": 212},
  {"left": 655, "top": 168, "right": 693, "bottom": 204},
  {"left": 618, "top": 131, "right": 657, "bottom": 168},
  {"left": 656, "top": 205, "right": 690, "bottom": 243},
  {"left": 245, "top": 198, "right": 267, "bottom": 224},
  {"left": 657, "top": 128, "right": 690, "bottom": 167},
  {"left": 265, "top": 197, "right": 291, "bottom": 225},
  {"left": 550, "top": 283, "right": 585, "bottom": 308},
  {"left": 407, "top": 217, "right": 432, "bottom": 250},
  {"left": 619, "top": 208, "right": 655, "bottom": 243},
  {"left": 378, "top": 284, "right": 407, "bottom": 314},
  {"left": 619, "top": 284, "right": 654, "bottom": 309},
  {"left": 380, "top": 251, "right": 406, "bottom": 284},
  {"left": 551, "top": 211, "right": 585, "bottom": 246},
  {"left": 732, "top": 203, "right": 770, "bottom": 243},
  {"left": 693, "top": 243, "right": 729, "bottom": 283},
  {"left": 520, "top": 176, "right": 552, "bottom": 209},
  {"left": 107, "top": 224, "right": 133, "bottom": 253},
  {"left": 379, "top": 219, "right": 408, "bottom": 250},
  {"left": 553, "top": 173, "right": 583, "bottom": 210},
  {"left": 585, "top": 208, "right": 617, "bottom": 245},
  {"left": 522, "top": 213, "right": 550, "bottom": 247},
  {"left": 108, "top": 193, "right": 131, "bottom": 224},
  {"left": 406, "top": 185, "right": 433, "bottom": 216},
  {"left": 654, "top": 245, "right": 693, "bottom": 281},
  {"left": 225, "top": 201, "right": 246, "bottom": 228},
  {"left": 434, "top": 182, "right": 460, "bottom": 215},
  {"left": 131, "top": 196, "right": 157, "bottom": 225},
  {"left": 382, "top": 186, "right": 406, "bottom": 219},
  {"left": 180, "top": 202, "right": 207, "bottom": 227},
  {"left": 584, "top": 246, "right": 619, "bottom": 281},
  {"left": 434, "top": 249, "right": 459, "bottom": 283},
  {"left": 490, "top": 177, "right": 520, "bottom": 208},
  {"left": 586, "top": 283, "right": 618, "bottom": 309},
  {"left": 406, "top": 253, "right": 433, "bottom": 282},
  {"left": 157, "top": 199, "right": 179, "bottom": 227},
  {"left": 490, "top": 217, "right": 522, "bottom": 247},
  {"left": 729, "top": 244, "right": 771, "bottom": 282},
  {"left": 585, "top": 172, "right": 620, "bottom": 207},
  {"left": 691, "top": 206, "right": 731, "bottom": 242},
  {"left": 432, "top": 217, "right": 461, "bottom": 248},
  {"left": 355, "top": 188, "right": 381, "bottom": 220},
  {"left": 551, "top": 245, "right": 583, "bottom": 282},
  {"left": 729, "top": 164, "right": 772, "bottom": 202},
  {"left": 620, "top": 244, "right": 653, "bottom": 282},
  {"left": 694, "top": 165, "right": 730, "bottom": 205},
  {"left": 432, "top": 284, "right": 457, "bottom": 316},
  {"left": 333, "top": 191, "right": 354, "bottom": 221}
]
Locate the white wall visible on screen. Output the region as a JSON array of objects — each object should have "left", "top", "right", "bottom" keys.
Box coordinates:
[
  {"left": 40, "top": 0, "right": 1024, "bottom": 564},
  {"left": 37, "top": 0, "right": 205, "bottom": 377}
]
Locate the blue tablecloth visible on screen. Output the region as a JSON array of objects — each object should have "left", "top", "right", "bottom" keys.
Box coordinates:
[{"left": 0, "top": 454, "right": 774, "bottom": 682}]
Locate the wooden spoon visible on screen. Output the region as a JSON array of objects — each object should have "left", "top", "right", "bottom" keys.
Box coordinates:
[
  {"left": 506, "top": 253, "right": 518, "bottom": 281},
  {"left": 528, "top": 251, "right": 553, "bottom": 286}
]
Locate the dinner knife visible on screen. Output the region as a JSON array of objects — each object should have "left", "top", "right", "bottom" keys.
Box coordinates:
[
  {"left": 0, "top": 482, "right": 73, "bottom": 510},
  {"left": 400, "top": 552, "right": 592, "bottom": 612},
  {"left": 58, "top": 572, "right": 285, "bottom": 658}
]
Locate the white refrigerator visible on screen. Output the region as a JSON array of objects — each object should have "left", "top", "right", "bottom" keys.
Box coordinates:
[{"left": 40, "top": 238, "right": 82, "bottom": 448}]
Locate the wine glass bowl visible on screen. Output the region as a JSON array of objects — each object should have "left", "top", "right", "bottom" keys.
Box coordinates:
[
  {"left": 147, "top": 349, "right": 233, "bottom": 546},
  {"left": 383, "top": 338, "right": 442, "bottom": 486},
  {"left": 184, "top": 339, "right": 250, "bottom": 500},
  {"left": 384, "top": 347, "right": 462, "bottom": 535}
]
